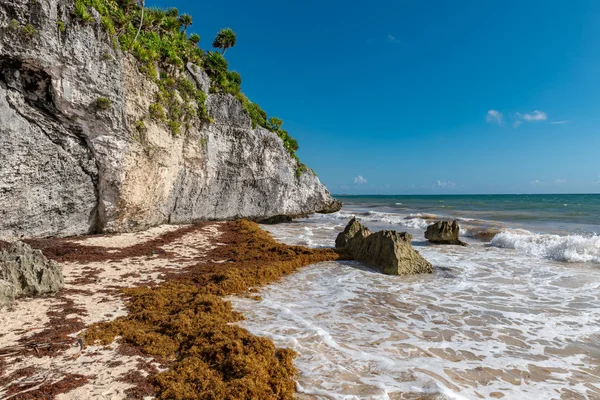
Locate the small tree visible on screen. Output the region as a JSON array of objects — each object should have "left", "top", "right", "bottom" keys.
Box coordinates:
[
  {"left": 268, "top": 117, "right": 283, "bottom": 131},
  {"left": 189, "top": 33, "right": 200, "bottom": 44},
  {"left": 179, "top": 14, "right": 192, "bottom": 33},
  {"left": 212, "top": 28, "right": 236, "bottom": 55}
]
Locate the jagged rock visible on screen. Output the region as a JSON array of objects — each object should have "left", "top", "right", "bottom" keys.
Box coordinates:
[
  {"left": 336, "top": 219, "right": 433, "bottom": 275},
  {"left": 424, "top": 220, "right": 467, "bottom": 246},
  {"left": 320, "top": 198, "right": 343, "bottom": 214},
  {"left": 0, "top": 0, "right": 340, "bottom": 240},
  {"left": 0, "top": 241, "right": 64, "bottom": 307},
  {"left": 335, "top": 217, "right": 370, "bottom": 248}
]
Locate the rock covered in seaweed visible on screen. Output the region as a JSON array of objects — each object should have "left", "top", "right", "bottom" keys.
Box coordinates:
[
  {"left": 425, "top": 220, "right": 467, "bottom": 246},
  {"left": 336, "top": 218, "right": 433, "bottom": 275},
  {"left": 0, "top": 241, "right": 64, "bottom": 307}
]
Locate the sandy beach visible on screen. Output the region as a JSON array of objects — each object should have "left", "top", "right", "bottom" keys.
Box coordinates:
[{"left": 0, "top": 222, "right": 222, "bottom": 399}]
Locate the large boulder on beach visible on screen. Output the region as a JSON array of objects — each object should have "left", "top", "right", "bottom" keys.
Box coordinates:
[
  {"left": 0, "top": 242, "right": 64, "bottom": 307},
  {"left": 425, "top": 220, "right": 466, "bottom": 246},
  {"left": 336, "top": 219, "right": 433, "bottom": 275}
]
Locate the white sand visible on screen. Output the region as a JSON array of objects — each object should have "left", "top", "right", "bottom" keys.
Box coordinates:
[{"left": 0, "top": 223, "right": 222, "bottom": 399}]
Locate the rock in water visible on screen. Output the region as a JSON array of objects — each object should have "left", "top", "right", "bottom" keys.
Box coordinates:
[
  {"left": 336, "top": 219, "right": 433, "bottom": 275},
  {"left": 0, "top": 242, "right": 64, "bottom": 307},
  {"left": 335, "top": 217, "right": 371, "bottom": 248},
  {"left": 424, "top": 220, "right": 467, "bottom": 246}
]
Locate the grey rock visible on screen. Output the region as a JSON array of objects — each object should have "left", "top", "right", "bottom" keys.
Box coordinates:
[
  {"left": 186, "top": 62, "right": 211, "bottom": 94},
  {"left": 425, "top": 220, "right": 467, "bottom": 246},
  {"left": 337, "top": 219, "right": 433, "bottom": 275},
  {"left": 0, "top": 241, "right": 64, "bottom": 307},
  {"left": 0, "top": 280, "right": 16, "bottom": 307},
  {"left": 0, "top": 0, "right": 341, "bottom": 240}
]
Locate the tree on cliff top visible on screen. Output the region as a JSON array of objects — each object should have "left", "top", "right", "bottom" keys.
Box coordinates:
[
  {"left": 212, "top": 28, "right": 236, "bottom": 55},
  {"left": 178, "top": 14, "right": 192, "bottom": 33}
]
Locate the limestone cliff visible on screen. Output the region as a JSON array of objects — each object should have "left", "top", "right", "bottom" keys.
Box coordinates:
[{"left": 0, "top": 0, "right": 340, "bottom": 240}]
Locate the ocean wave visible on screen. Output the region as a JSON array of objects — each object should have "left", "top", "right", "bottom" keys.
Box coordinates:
[
  {"left": 364, "top": 211, "right": 430, "bottom": 229},
  {"left": 314, "top": 210, "right": 432, "bottom": 229},
  {"left": 490, "top": 229, "right": 600, "bottom": 263}
]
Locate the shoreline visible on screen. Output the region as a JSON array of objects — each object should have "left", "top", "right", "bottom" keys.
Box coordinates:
[{"left": 0, "top": 220, "right": 341, "bottom": 399}]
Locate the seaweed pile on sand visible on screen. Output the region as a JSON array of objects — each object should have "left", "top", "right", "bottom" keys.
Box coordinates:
[{"left": 85, "top": 220, "right": 342, "bottom": 399}]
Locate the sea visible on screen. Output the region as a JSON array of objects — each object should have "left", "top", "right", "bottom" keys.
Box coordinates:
[{"left": 230, "top": 194, "right": 600, "bottom": 400}]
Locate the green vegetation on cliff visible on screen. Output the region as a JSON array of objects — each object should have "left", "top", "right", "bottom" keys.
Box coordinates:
[{"left": 73, "top": 0, "right": 308, "bottom": 174}]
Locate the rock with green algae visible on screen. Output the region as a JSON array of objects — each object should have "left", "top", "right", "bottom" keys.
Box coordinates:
[
  {"left": 0, "top": 241, "right": 64, "bottom": 307},
  {"left": 335, "top": 217, "right": 370, "bottom": 249},
  {"left": 425, "top": 220, "right": 467, "bottom": 246},
  {"left": 335, "top": 218, "right": 433, "bottom": 275}
]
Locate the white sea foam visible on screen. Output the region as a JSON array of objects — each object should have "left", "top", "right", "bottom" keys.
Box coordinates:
[
  {"left": 362, "top": 211, "right": 430, "bottom": 229},
  {"left": 232, "top": 250, "right": 600, "bottom": 399},
  {"left": 491, "top": 229, "right": 600, "bottom": 263}
]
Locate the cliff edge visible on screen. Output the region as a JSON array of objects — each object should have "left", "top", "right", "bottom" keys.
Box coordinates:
[{"left": 0, "top": 0, "right": 341, "bottom": 240}]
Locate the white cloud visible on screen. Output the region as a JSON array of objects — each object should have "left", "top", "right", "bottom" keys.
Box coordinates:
[
  {"left": 486, "top": 110, "right": 503, "bottom": 125},
  {"left": 519, "top": 110, "right": 547, "bottom": 121},
  {"left": 353, "top": 175, "right": 367, "bottom": 184},
  {"left": 387, "top": 34, "right": 399, "bottom": 43},
  {"left": 513, "top": 120, "right": 523, "bottom": 128},
  {"left": 435, "top": 180, "right": 455, "bottom": 188},
  {"left": 530, "top": 179, "right": 543, "bottom": 185},
  {"left": 555, "top": 178, "right": 566, "bottom": 185},
  {"left": 551, "top": 120, "right": 569, "bottom": 124}
]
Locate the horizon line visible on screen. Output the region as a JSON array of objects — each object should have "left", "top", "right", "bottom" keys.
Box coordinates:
[{"left": 332, "top": 192, "right": 600, "bottom": 196}]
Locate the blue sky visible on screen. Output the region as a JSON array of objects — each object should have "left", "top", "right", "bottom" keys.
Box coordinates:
[{"left": 151, "top": 0, "right": 600, "bottom": 194}]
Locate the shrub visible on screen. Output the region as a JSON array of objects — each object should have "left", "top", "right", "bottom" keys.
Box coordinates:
[
  {"left": 149, "top": 102, "right": 166, "bottom": 121},
  {"left": 74, "top": 0, "right": 94, "bottom": 23},
  {"left": 57, "top": 20, "right": 66, "bottom": 32},
  {"left": 165, "top": 7, "right": 179, "bottom": 18},
  {"left": 203, "top": 51, "right": 228, "bottom": 77},
  {"left": 296, "top": 163, "right": 308, "bottom": 178},
  {"left": 268, "top": 117, "right": 283, "bottom": 131},
  {"left": 135, "top": 119, "right": 146, "bottom": 134},
  {"left": 21, "top": 24, "right": 38, "bottom": 37},
  {"left": 188, "top": 33, "right": 200, "bottom": 44},
  {"left": 168, "top": 120, "right": 182, "bottom": 135},
  {"left": 8, "top": 19, "right": 19, "bottom": 30},
  {"left": 227, "top": 70, "right": 241, "bottom": 86},
  {"left": 96, "top": 97, "right": 112, "bottom": 110},
  {"left": 101, "top": 15, "right": 115, "bottom": 35}
]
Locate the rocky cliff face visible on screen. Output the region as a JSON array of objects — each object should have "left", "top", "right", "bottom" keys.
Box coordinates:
[{"left": 0, "top": 0, "right": 340, "bottom": 240}]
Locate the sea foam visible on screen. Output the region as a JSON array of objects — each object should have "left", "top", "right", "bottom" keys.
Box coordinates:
[{"left": 491, "top": 229, "right": 600, "bottom": 263}]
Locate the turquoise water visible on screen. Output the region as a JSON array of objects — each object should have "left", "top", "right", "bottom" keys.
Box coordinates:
[
  {"left": 233, "top": 195, "right": 600, "bottom": 398},
  {"left": 335, "top": 194, "right": 600, "bottom": 234}
]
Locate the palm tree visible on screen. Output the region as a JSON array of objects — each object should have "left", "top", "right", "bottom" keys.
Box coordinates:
[
  {"left": 212, "top": 28, "right": 236, "bottom": 55},
  {"left": 130, "top": 0, "right": 145, "bottom": 50},
  {"left": 179, "top": 14, "right": 192, "bottom": 33}
]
